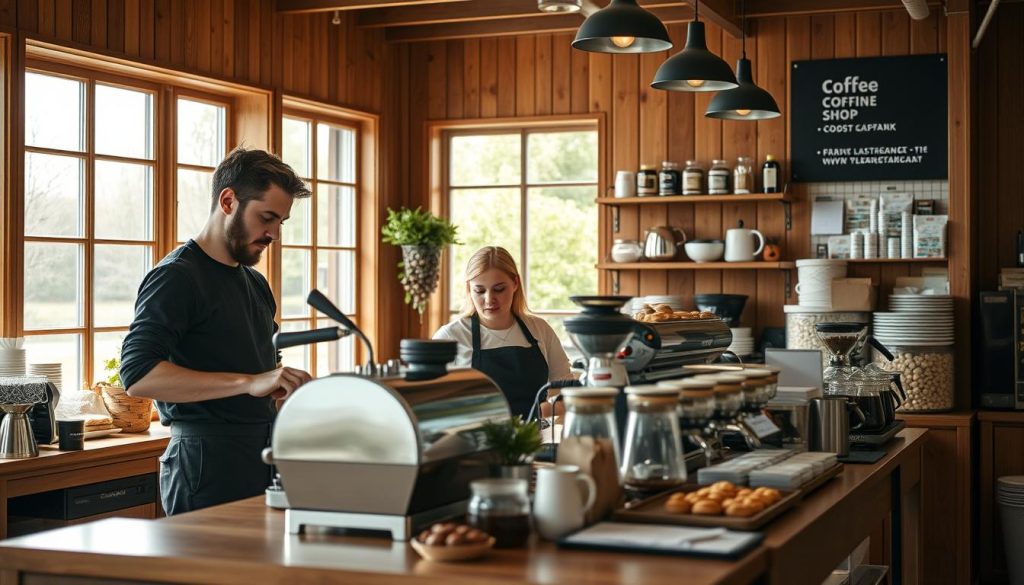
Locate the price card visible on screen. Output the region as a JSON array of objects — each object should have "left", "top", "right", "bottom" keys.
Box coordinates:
[{"left": 746, "top": 414, "right": 781, "bottom": 439}]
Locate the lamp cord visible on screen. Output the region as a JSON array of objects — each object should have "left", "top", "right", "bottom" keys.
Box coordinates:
[
  {"left": 695, "top": 0, "right": 699, "bottom": 21},
  {"left": 741, "top": 0, "right": 747, "bottom": 58}
]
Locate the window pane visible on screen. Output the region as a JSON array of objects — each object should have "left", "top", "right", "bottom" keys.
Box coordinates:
[
  {"left": 317, "top": 123, "right": 356, "bottom": 183},
  {"left": 24, "top": 242, "right": 84, "bottom": 330},
  {"left": 448, "top": 188, "right": 521, "bottom": 308},
  {"left": 282, "top": 117, "right": 311, "bottom": 178},
  {"left": 25, "top": 153, "right": 85, "bottom": 238},
  {"left": 93, "top": 331, "right": 127, "bottom": 387},
  {"left": 317, "top": 185, "right": 355, "bottom": 247},
  {"left": 281, "top": 248, "right": 311, "bottom": 318},
  {"left": 25, "top": 72, "right": 85, "bottom": 152},
  {"left": 317, "top": 333, "right": 354, "bottom": 377},
  {"left": 280, "top": 320, "right": 311, "bottom": 372},
  {"left": 24, "top": 334, "right": 82, "bottom": 392},
  {"left": 177, "top": 169, "right": 213, "bottom": 242},
  {"left": 449, "top": 134, "right": 521, "bottom": 186},
  {"left": 527, "top": 131, "right": 599, "bottom": 184},
  {"left": 527, "top": 186, "right": 598, "bottom": 311},
  {"left": 95, "top": 84, "right": 154, "bottom": 159},
  {"left": 177, "top": 98, "right": 226, "bottom": 167},
  {"left": 316, "top": 250, "right": 356, "bottom": 316},
  {"left": 94, "top": 245, "right": 151, "bottom": 327},
  {"left": 282, "top": 195, "right": 310, "bottom": 245},
  {"left": 96, "top": 161, "right": 154, "bottom": 241}
]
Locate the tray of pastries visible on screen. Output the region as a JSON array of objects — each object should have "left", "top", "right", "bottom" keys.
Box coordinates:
[
  {"left": 613, "top": 481, "right": 798, "bottom": 531},
  {"left": 633, "top": 304, "right": 718, "bottom": 323}
]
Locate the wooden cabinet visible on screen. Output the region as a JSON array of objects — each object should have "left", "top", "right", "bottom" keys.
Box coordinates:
[
  {"left": 896, "top": 412, "right": 975, "bottom": 585},
  {"left": 979, "top": 411, "right": 1024, "bottom": 584}
]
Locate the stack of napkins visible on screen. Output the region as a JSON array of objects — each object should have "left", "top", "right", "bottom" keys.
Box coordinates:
[
  {"left": 748, "top": 452, "right": 838, "bottom": 489},
  {"left": 768, "top": 386, "right": 821, "bottom": 405},
  {"left": 560, "top": 522, "right": 762, "bottom": 558},
  {"left": 696, "top": 449, "right": 794, "bottom": 485}
]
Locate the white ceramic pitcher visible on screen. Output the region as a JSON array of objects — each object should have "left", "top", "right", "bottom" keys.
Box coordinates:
[
  {"left": 724, "top": 220, "right": 766, "bottom": 262},
  {"left": 532, "top": 464, "right": 597, "bottom": 540}
]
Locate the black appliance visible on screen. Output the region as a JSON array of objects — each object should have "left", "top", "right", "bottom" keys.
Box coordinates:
[{"left": 977, "top": 290, "right": 1024, "bottom": 409}]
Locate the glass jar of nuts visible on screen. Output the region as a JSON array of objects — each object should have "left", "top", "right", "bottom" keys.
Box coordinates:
[
  {"left": 467, "top": 478, "right": 531, "bottom": 548},
  {"left": 871, "top": 344, "right": 954, "bottom": 412}
]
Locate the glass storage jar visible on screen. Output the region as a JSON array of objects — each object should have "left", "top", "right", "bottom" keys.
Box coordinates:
[
  {"left": 708, "top": 159, "right": 731, "bottom": 194},
  {"left": 659, "top": 161, "right": 681, "bottom": 196},
  {"left": 734, "top": 156, "right": 754, "bottom": 194},
  {"left": 871, "top": 344, "right": 954, "bottom": 412},
  {"left": 739, "top": 368, "right": 774, "bottom": 409},
  {"left": 693, "top": 374, "right": 744, "bottom": 419},
  {"left": 561, "top": 387, "right": 622, "bottom": 467},
  {"left": 637, "top": 164, "right": 658, "bottom": 196},
  {"left": 467, "top": 478, "right": 531, "bottom": 548},
  {"left": 675, "top": 379, "right": 717, "bottom": 429},
  {"left": 784, "top": 306, "right": 872, "bottom": 369},
  {"left": 683, "top": 160, "right": 704, "bottom": 194},
  {"left": 621, "top": 385, "right": 687, "bottom": 491}
]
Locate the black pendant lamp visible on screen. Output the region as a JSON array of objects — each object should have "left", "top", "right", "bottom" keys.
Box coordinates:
[
  {"left": 705, "top": 1, "right": 780, "bottom": 119},
  {"left": 651, "top": 0, "right": 737, "bottom": 92},
  {"left": 572, "top": 0, "right": 673, "bottom": 54}
]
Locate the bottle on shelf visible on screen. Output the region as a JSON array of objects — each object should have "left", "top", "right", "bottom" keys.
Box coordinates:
[
  {"left": 637, "top": 164, "right": 658, "bottom": 196},
  {"left": 708, "top": 160, "right": 730, "bottom": 195},
  {"left": 762, "top": 155, "right": 780, "bottom": 193},
  {"left": 659, "top": 161, "right": 681, "bottom": 196},
  {"left": 683, "top": 160, "right": 704, "bottom": 195},
  {"left": 734, "top": 156, "right": 753, "bottom": 194}
]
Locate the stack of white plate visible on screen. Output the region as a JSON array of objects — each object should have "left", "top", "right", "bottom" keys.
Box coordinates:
[
  {"left": 996, "top": 476, "right": 1024, "bottom": 584},
  {"left": 630, "top": 295, "right": 686, "bottom": 313},
  {"left": 0, "top": 348, "right": 26, "bottom": 376},
  {"left": 28, "top": 363, "right": 63, "bottom": 392},
  {"left": 727, "top": 327, "right": 754, "bottom": 357},
  {"left": 872, "top": 294, "right": 953, "bottom": 347}
]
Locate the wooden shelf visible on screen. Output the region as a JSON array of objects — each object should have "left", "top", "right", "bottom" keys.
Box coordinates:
[
  {"left": 597, "top": 261, "right": 795, "bottom": 270},
  {"left": 597, "top": 193, "right": 790, "bottom": 205},
  {"left": 847, "top": 258, "right": 948, "bottom": 263}
]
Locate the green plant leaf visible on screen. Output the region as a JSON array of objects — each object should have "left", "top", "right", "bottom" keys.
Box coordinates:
[{"left": 481, "top": 416, "right": 542, "bottom": 466}]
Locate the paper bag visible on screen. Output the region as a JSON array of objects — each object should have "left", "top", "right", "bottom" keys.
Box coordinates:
[{"left": 556, "top": 436, "right": 623, "bottom": 524}]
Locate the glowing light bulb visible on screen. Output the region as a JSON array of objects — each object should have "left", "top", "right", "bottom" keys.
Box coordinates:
[
  {"left": 611, "top": 36, "right": 636, "bottom": 48},
  {"left": 686, "top": 79, "right": 706, "bottom": 88},
  {"left": 735, "top": 109, "right": 752, "bottom": 116}
]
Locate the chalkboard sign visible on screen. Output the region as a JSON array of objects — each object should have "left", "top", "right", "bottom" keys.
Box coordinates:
[{"left": 790, "top": 54, "right": 947, "bottom": 182}]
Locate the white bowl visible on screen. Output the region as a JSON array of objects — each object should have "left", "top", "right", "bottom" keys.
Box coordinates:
[{"left": 684, "top": 240, "right": 725, "bottom": 263}]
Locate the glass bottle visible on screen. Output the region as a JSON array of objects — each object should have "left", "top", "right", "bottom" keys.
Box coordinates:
[
  {"left": 734, "top": 156, "right": 754, "bottom": 194},
  {"left": 561, "top": 387, "right": 622, "bottom": 467},
  {"left": 467, "top": 478, "right": 531, "bottom": 548},
  {"left": 683, "top": 160, "right": 704, "bottom": 195},
  {"left": 658, "top": 161, "right": 681, "bottom": 196},
  {"left": 637, "top": 164, "right": 658, "bottom": 196},
  {"left": 708, "top": 159, "right": 730, "bottom": 194},
  {"left": 762, "top": 154, "right": 781, "bottom": 193},
  {"left": 621, "top": 385, "right": 687, "bottom": 491}
]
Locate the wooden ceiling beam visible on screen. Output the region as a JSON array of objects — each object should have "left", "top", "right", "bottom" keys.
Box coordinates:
[
  {"left": 744, "top": 0, "right": 942, "bottom": 18},
  {"left": 687, "top": 0, "right": 741, "bottom": 38},
  {"left": 277, "top": 0, "right": 469, "bottom": 14},
  {"left": 359, "top": 0, "right": 680, "bottom": 29},
  {"left": 385, "top": 5, "right": 694, "bottom": 43}
]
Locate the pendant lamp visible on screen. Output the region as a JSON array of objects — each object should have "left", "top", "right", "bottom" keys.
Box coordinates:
[
  {"left": 572, "top": 0, "right": 673, "bottom": 54},
  {"left": 651, "top": 0, "right": 737, "bottom": 92},
  {"left": 705, "top": 1, "right": 780, "bottom": 119}
]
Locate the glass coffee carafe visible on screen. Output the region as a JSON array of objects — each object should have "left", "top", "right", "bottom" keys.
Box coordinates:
[
  {"left": 815, "top": 322, "right": 869, "bottom": 393},
  {"left": 621, "top": 385, "right": 687, "bottom": 493},
  {"left": 561, "top": 387, "right": 622, "bottom": 467}
]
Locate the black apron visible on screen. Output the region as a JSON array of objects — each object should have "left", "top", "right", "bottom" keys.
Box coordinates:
[
  {"left": 160, "top": 421, "right": 272, "bottom": 515},
  {"left": 471, "top": 314, "right": 550, "bottom": 420}
]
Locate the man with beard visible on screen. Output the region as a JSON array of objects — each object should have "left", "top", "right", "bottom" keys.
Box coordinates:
[{"left": 120, "top": 147, "right": 313, "bottom": 515}]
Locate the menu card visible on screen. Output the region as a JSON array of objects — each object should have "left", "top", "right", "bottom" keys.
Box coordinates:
[{"left": 559, "top": 522, "right": 762, "bottom": 559}]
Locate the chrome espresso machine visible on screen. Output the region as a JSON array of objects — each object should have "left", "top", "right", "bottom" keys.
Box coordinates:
[{"left": 265, "top": 291, "right": 510, "bottom": 541}]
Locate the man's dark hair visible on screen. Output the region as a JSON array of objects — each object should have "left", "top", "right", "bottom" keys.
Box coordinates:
[{"left": 210, "top": 147, "right": 311, "bottom": 211}]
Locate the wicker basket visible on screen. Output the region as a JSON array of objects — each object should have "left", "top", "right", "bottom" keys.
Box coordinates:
[{"left": 96, "top": 383, "right": 153, "bottom": 432}]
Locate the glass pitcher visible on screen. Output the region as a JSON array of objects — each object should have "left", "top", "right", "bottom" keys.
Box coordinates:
[
  {"left": 560, "top": 387, "right": 622, "bottom": 467},
  {"left": 621, "top": 385, "right": 687, "bottom": 492}
]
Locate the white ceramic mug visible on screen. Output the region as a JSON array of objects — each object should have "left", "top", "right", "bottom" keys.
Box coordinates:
[
  {"left": 532, "top": 464, "right": 597, "bottom": 540},
  {"left": 614, "top": 171, "right": 636, "bottom": 198},
  {"left": 724, "top": 221, "right": 765, "bottom": 262}
]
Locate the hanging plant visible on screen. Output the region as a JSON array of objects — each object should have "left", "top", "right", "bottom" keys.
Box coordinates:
[{"left": 381, "top": 207, "right": 461, "bottom": 317}]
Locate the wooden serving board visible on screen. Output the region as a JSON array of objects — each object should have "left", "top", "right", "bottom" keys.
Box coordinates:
[{"left": 612, "top": 487, "right": 801, "bottom": 532}]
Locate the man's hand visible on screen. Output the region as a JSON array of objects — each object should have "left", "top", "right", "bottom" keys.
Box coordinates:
[{"left": 248, "top": 367, "right": 313, "bottom": 400}]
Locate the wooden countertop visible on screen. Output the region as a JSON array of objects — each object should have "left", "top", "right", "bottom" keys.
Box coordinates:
[
  {"left": 0, "top": 429, "right": 928, "bottom": 585},
  {"left": 0, "top": 424, "right": 170, "bottom": 477}
]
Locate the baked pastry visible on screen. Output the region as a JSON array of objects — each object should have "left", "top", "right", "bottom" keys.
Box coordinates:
[
  {"left": 664, "top": 498, "right": 692, "bottom": 514},
  {"left": 725, "top": 503, "right": 759, "bottom": 517},
  {"left": 691, "top": 500, "right": 723, "bottom": 516}
]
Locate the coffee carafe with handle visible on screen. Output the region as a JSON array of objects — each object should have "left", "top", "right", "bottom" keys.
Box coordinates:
[
  {"left": 643, "top": 226, "right": 688, "bottom": 262},
  {"left": 724, "top": 220, "right": 766, "bottom": 262}
]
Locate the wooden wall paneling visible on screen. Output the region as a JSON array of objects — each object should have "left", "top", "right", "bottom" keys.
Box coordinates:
[
  {"left": 171, "top": 0, "right": 185, "bottom": 67},
  {"left": 479, "top": 37, "right": 497, "bottom": 117},
  {"left": 37, "top": 0, "right": 53, "bottom": 37},
  {"left": 260, "top": 0, "right": 274, "bottom": 86},
  {"left": 612, "top": 53, "right": 640, "bottom": 296},
  {"left": 426, "top": 40, "right": 446, "bottom": 119},
  {"left": 551, "top": 33, "right": 570, "bottom": 115},
  {"left": 446, "top": 39, "right": 464, "bottom": 119},
  {"left": 324, "top": 11, "right": 338, "bottom": 101},
  {"left": 496, "top": 37, "right": 515, "bottom": 117},
  {"left": 638, "top": 49, "right": 667, "bottom": 296},
  {"left": 569, "top": 40, "right": 588, "bottom": 114},
  {"left": 534, "top": 34, "right": 551, "bottom": 116},
  {"left": 196, "top": 0, "right": 210, "bottom": 72},
  {"left": 693, "top": 22, "right": 724, "bottom": 297},
  {"left": 854, "top": 10, "right": 880, "bottom": 57},
  {"left": 73, "top": 0, "right": 91, "bottom": 45},
  {"left": 809, "top": 14, "right": 833, "bottom": 59},
  {"left": 55, "top": 0, "right": 72, "bottom": 41},
  {"left": 463, "top": 38, "right": 480, "bottom": 118},
  {"left": 994, "top": 12, "right": 1021, "bottom": 289},
  {"left": 664, "top": 22, "right": 695, "bottom": 304},
  {"left": 589, "top": 50, "right": 612, "bottom": 293},
  {"left": 139, "top": 0, "right": 154, "bottom": 60},
  {"left": 879, "top": 9, "right": 908, "bottom": 55},
  {"left": 408, "top": 43, "right": 430, "bottom": 337},
  {"left": 833, "top": 12, "right": 856, "bottom": 58},
  {"left": 514, "top": 36, "right": 534, "bottom": 117},
  {"left": 121, "top": 0, "right": 136, "bottom": 56},
  {"left": 974, "top": 6, "right": 999, "bottom": 292},
  {"left": 106, "top": 0, "right": 123, "bottom": 53},
  {"left": 909, "top": 9, "right": 939, "bottom": 54},
  {"left": 18, "top": 0, "right": 38, "bottom": 33},
  {"left": 280, "top": 13, "right": 293, "bottom": 90},
  {"left": 244, "top": 0, "right": 259, "bottom": 83}
]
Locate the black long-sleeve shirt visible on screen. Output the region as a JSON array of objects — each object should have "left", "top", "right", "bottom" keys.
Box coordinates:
[{"left": 120, "top": 240, "right": 279, "bottom": 425}]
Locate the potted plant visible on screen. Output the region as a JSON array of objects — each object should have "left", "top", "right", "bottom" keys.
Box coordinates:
[
  {"left": 381, "top": 207, "right": 461, "bottom": 319},
  {"left": 481, "top": 416, "right": 543, "bottom": 480}
]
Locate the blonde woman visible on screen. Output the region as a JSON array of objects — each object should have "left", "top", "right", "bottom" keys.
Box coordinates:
[{"left": 433, "top": 246, "right": 572, "bottom": 418}]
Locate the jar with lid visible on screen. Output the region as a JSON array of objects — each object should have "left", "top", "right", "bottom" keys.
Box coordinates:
[
  {"left": 658, "top": 161, "right": 681, "bottom": 196},
  {"left": 637, "top": 165, "right": 658, "bottom": 196},
  {"left": 660, "top": 379, "right": 716, "bottom": 430},
  {"left": 784, "top": 306, "right": 872, "bottom": 370},
  {"left": 467, "top": 478, "right": 531, "bottom": 548},
  {"left": 733, "top": 156, "right": 754, "bottom": 194},
  {"left": 561, "top": 387, "right": 622, "bottom": 467},
  {"left": 739, "top": 368, "right": 773, "bottom": 409},
  {"left": 610, "top": 239, "right": 643, "bottom": 263},
  {"left": 683, "top": 160, "right": 704, "bottom": 195},
  {"left": 694, "top": 374, "right": 744, "bottom": 419},
  {"left": 871, "top": 344, "right": 953, "bottom": 412},
  {"left": 621, "top": 385, "right": 687, "bottom": 492},
  {"left": 708, "top": 159, "right": 731, "bottom": 194}
]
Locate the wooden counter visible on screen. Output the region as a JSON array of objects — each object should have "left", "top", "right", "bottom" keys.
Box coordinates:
[
  {"left": 0, "top": 424, "right": 170, "bottom": 538},
  {"left": 0, "top": 429, "right": 927, "bottom": 585}
]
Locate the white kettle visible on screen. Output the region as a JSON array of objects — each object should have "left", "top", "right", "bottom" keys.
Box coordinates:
[{"left": 724, "top": 220, "right": 765, "bottom": 262}]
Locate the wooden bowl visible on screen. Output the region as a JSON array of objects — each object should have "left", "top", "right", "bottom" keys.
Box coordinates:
[{"left": 410, "top": 537, "right": 496, "bottom": 562}]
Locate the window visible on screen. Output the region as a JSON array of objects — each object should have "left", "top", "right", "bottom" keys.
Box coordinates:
[
  {"left": 23, "top": 70, "right": 157, "bottom": 390},
  {"left": 279, "top": 113, "right": 359, "bottom": 376},
  {"left": 175, "top": 96, "right": 228, "bottom": 244},
  {"left": 445, "top": 126, "right": 599, "bottom": 339}
]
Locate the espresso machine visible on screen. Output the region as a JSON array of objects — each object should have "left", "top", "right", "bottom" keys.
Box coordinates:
[{"left": 264, "top": 291, "right": 511, "bottom": 540}]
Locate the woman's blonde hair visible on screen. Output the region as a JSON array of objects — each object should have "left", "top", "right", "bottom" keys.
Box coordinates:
[{"left": 459, "top": 246, "right": 531, "bottom": 318}]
